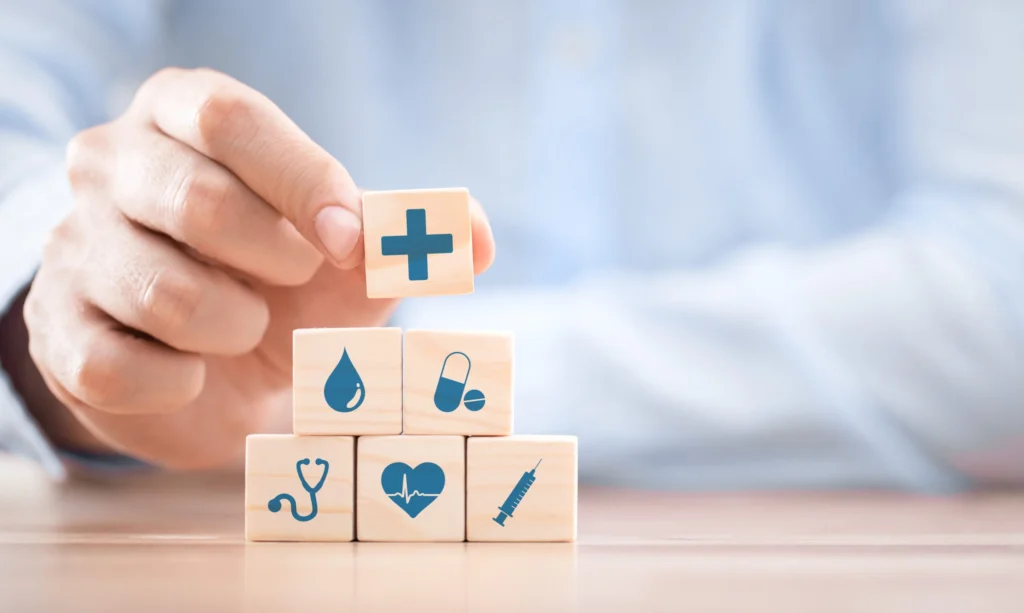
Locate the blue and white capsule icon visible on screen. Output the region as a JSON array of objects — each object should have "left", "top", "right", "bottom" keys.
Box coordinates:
[{"left": 434, "top": 351, "right": 485, "bottom": 412}]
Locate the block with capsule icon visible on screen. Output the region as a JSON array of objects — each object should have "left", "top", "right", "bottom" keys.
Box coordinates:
[
  {"left": 245, "top": 434, "right": 355, "bottom": 542},
  {"left": 466, "top": 435, "right": 578, "bottom": 542},
  {"left": 356, "top": 435, "right": 466, "bottom": 542},
  {"left": 402, "top": 330, "right": 513, "bottom": 435},
  {"left": 362, "top": 188, "right": 475, "bottom": 299},
  {"left": 293, "top": 327, "right": 402, "bottom": 435}
]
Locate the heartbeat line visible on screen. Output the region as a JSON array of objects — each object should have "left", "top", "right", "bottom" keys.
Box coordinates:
[{"left": 385, "top": 473, "right": 440, "bottom": 504}]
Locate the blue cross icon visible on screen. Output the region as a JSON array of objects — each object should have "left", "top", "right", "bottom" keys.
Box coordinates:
[{"left": 381, "top": 209, "right": 454, "bottom": 281}]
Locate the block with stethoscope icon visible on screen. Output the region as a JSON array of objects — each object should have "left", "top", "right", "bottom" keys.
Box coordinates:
[
  {"left": 244, "top": 434, "right": 355, "bottom": 542},
  {"left": 402, "top": 329, "right": 514, "bottom": 435}
]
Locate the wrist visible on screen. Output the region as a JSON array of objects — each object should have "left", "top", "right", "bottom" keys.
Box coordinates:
[{"left": 0, "top": 284, "right": 112, "bottom": 455}]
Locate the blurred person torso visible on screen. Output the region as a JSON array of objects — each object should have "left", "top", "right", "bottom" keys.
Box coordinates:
[{"left": 5, "top": 0, "right": 1023, "bottom": 489}]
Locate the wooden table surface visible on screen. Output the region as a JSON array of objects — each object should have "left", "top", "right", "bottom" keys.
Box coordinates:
[{"left": 1, "top": 456, "right": 1023, "bottom": 612}]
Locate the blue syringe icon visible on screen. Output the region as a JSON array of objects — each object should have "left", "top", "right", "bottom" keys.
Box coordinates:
[{"left": 493, "top": 459, "right": 542, "bottom": 526}]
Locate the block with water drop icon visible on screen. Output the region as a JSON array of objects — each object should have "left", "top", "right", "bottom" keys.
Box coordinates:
[{"left": 293, "top": 328, "right": 403, "bottom": 435}]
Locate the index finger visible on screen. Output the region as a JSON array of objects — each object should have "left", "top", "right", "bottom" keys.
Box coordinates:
[{"left": 136, "top": 68, "right": 364, "bottom": 269}]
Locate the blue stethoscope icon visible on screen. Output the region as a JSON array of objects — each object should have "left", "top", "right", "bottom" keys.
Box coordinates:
[
  {"left": 268, "top": 458, "right": 329, "bottom": 522},
  {"left": 434, "top": 351, "right": 486, "bottom": 412}
]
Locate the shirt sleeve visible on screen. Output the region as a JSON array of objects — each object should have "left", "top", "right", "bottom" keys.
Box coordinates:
[
  {"left": 401, "top": 2, "right": 1024, "bottom": 492},
  {"left": 0, "top": 0, "right": 165, "bottom": 476}
]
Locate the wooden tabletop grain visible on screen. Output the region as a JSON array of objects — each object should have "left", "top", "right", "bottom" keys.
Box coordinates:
[{"left": 1, "top": 455, "right": 1023, "bottom": 612}]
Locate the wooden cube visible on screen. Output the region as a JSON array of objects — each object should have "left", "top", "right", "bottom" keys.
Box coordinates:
[
  {"left": 361, "top": 188, "right": 475, "bottom": 299},
  {"left": 403, "top": 330, "right": 513, "bottom": 435},
  {"left": 466, "top": 436, "right": 577, "bottom": 542},
  {"left": 356, "top": 435, "right": 466, "bottom": 541},
  {"left": 293, "top": 327, "right": 402, "bottom": 435},
  {"left": 245, "top": 434, "right": 355, "bottom": 542}
]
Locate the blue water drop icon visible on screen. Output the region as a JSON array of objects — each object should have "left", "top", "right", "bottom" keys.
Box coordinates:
[{"left": 324, "top": 349, "right": 365, "bottom": 412}]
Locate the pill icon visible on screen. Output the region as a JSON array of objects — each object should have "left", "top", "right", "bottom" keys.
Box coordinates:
[
  {"left": 462, "top": 389, "right": 486, "bottom": 411},
  {"left": 434, "top": 352, "right": 471, "bottom": 412}
]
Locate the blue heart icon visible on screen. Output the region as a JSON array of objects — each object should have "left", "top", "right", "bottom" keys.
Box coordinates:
[{"left": 381, "top": 462, "right": 445, "bottom": 518}]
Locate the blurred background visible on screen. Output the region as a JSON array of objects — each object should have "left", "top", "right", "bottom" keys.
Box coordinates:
[{"left": 1, "top": 1, "right": 1023, "bottom": 492}]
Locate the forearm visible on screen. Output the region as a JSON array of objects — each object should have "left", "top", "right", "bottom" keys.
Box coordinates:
[{"left": 0, "top": 285, "right": 109, "bottom": 454}]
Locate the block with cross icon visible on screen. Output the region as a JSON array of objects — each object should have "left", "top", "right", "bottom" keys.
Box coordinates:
[{"left": 361, "top": 188, "right": 475, "bottom": 298}]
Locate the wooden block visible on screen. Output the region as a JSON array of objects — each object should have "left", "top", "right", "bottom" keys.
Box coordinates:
[
  {"left": 361, "top": 188, "right": 474, "bottom": 299},
  {"left": 245, "top": 434, "right": 354, "bottom": 542},
  {"left": 466, "top": 435, "right": 577, "bottom": 542},
  {"left": 356, "top": 435, "right": 466, "bottom": 541},
  {"left": 402, "top": 330, "right": 513, "bottom": 435},
  {"left": 293, "top": 327, "right": 402, "bottom": 435}
]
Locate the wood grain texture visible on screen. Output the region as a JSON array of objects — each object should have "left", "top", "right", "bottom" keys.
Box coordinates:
[
  {"left": 356, "top": 435, "right": 466, "bottom": 541},
  {"left": 362, "top": 188, "right": 474, "bottom": 298},
  {"left": 245, "top": 434, "right": 354, "bottom": 542},
  {"left": 292, "top": 327, "right": 402, "bottom": 435},
  {"left": 403, "top": 329, "right": 513, "bottom": 435},
  {"left": 5, "top": 456, "right": 1024, "bottom": 612},
  {"left": 467, "top": 435, "right": 577, "bottom": 542}
]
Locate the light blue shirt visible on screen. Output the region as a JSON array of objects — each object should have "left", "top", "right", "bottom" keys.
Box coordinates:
[{"left": 2, "top": 0, "right": 1023, "bottom": 489}]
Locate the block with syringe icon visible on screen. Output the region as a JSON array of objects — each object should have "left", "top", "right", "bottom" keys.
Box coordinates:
[{"left": 466, "top": 435, "right": 578, "bottom": 542}]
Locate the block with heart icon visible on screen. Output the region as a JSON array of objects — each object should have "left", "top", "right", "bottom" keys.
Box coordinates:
[
  {"left": 293, "top": 327, "right": 403, "bottom": 435},
  {"left": 356, "top": 435, "right": 466, "bottom": 541},
  {"left": 466, "top": 435, "right": 578, "bottom": 542},
  {"left": 403, "top": 330, "right": 514, "bottom": 435},
  {"left": 245, "top": 434, "right": 355, "bottom": 542},
  {"left": 362, "top": 188, "right": 475, "bottom": 299}
]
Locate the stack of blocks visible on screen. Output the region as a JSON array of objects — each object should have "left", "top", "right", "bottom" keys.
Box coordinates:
[{"left": 245, "top": 188, "right": 578, "bottom": 543}]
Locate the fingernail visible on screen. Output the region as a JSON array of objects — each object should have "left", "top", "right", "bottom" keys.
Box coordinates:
[{"left": 314, "top": 206, "right": 361, "bottom": 264}]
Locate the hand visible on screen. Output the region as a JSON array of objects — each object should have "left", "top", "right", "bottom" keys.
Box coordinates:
[{"left": 22, "top": 68, "right": 495, "bottom": 469}]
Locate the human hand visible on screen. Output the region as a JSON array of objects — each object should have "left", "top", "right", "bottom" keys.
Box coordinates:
[{"left": 23, "top": 68, "right": 495, "bottom": 469}]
